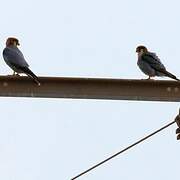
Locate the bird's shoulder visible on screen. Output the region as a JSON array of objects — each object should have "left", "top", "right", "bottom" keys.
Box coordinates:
[
  {"left": 3, "top": 46, "right": 24, "bottom": 58},
  {"left": 3, "top": 47, "right": 11, "bottom": 55},
  {"left": 141, "top": 52, "right": 163, "bottom": 65},
  {"left": 142, "top": 52, "right": 160, "bottom": 61},
  {"left": 141, "top": 52, "right": 166, "bottom": 70}
]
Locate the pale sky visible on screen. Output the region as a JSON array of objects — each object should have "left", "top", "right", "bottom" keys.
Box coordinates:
[{"left": 0, "top": 0, "right": 180, "bottom": 180}]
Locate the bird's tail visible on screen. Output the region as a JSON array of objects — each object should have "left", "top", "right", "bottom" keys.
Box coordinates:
[
  {"left": 163, "top": 70, "right": 180, "bottom": 81},
  {"left": 20, "top": 67, "right": 41, "bottom": 86}
]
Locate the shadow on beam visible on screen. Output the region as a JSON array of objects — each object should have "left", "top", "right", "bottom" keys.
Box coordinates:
[{"left": 0, "top": 75, "right": 180, "bottom": 101}]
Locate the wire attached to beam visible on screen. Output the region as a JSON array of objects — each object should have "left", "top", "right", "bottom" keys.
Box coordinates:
[
  {"left": 175, "top": 109, "right": 180, "bottom": 140},
  {"left": 71, "top": 120, "right": 176, "bottom": 180}
]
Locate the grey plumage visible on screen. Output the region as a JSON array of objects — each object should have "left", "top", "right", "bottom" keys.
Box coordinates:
[
  {"left": 3, "top": 37, "right": 40, "bottom": 86},
  {"left": 136, "top": 46, "right": 179, "bottom": 81},
  {"left": 3, "top": 47, "right": 29, "bottom": 72}
]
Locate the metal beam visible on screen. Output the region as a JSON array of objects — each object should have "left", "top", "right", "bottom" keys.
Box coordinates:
[{"left": 0, "top": 76, "right": 180, "bottom": 101}]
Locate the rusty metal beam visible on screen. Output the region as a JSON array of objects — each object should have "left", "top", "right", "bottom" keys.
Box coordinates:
[{"left": 0, "top": 75, "right": 180, "bottom": 101}]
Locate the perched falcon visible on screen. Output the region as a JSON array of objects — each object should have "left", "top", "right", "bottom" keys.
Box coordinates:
[
  {"left": 3, "top": 37, "right": 40, "bottom": 86},
  {"left": 136, "top": 45, "right": 179, "bottom": 81}
]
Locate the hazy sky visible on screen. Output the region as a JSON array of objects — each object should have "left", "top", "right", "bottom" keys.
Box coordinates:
[{"left": 0, "top": 0, "right": 180, "bottom": 179}]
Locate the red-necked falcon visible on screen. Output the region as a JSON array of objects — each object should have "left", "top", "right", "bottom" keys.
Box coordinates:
[
  {"left": 136, "top": 45, "right": 179, "bottom": 81},
  {"left": 3, "top": 37, "right": 40, "bottom": 86}
]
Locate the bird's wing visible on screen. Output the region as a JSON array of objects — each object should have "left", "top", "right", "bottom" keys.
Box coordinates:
[
  {"left": 141, "top": 52, "right": 166, "bottom": 72},
  {"left": 3, "top": 47, "right": 29, "bottom": 67},
  {"left": 141, "top": 52, "right": 179, "bottom": 81}
]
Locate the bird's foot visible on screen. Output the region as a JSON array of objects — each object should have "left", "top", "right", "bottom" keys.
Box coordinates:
[
  {"left": 146, "top": 76, "right": 155, "bottom": 80},
  {"left": 12, "top": 72, "right": 20, "bottom": 76},
  {"left": 141, "top": 77, "right": 154, "bottom": 80}
]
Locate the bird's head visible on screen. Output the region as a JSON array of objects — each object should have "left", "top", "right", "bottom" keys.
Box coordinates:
[
  {"left": 6, "top": 37, "right": 20, "bottom": 47},
  {"left": 136, "top": 45, "right": 148, "bottom": 56}
]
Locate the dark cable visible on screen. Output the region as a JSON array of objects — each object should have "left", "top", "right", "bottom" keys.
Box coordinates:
[{"left": 71, "top": 120, "right": 176, "bottom": 180}]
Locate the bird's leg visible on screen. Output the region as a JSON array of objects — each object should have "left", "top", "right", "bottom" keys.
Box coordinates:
[
  {"left": 141, "top": 76, "right": 151, "bottom": 80},
  {"left": 12, "top": 71, "right": 20, "bottom": 76},
  {"left": 145, "top": 76, "right": 155, "bottom": 80},
  {"left": 143, "top": 76, "right": 151, "bottom": 80}
]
